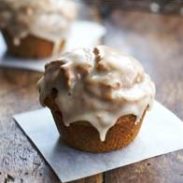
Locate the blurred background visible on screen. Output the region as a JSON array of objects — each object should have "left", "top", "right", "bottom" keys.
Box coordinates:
[{"left": 85, "top": 0, "right": 183, "bottom": 16}]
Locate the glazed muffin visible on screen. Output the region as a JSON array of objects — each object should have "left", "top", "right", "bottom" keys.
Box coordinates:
[
  {"left": 38, "top": 46, "right": 155, "bottom": 153},
  {"left": 0, "top": 0, "right": 77, "bottom": 59}
]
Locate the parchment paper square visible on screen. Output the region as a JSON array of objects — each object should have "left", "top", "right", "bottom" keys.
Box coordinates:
[{"left": 14, "top": 101, "right": 183, "bottom": 182}]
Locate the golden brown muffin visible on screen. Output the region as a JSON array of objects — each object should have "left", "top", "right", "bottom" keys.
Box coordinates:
[
  {"left": 2, "top": 29, "right": 65, "bottom": 59},
  {"left": 38, "top": 46, "right": 155, "bottom": 153},
  {"left": 44, "top": 89, "right": 147, "bottom": 153},
  {"left": 0, "top": 0, "right": 77, "bottom": 58}
]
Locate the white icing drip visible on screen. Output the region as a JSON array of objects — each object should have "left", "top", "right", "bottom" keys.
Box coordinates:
[
  {"left": 38, "top": 46, "right": 155, "bottom": 141},
  {"left": 56, "top": 92, "right": 150, "bottom": 141}
]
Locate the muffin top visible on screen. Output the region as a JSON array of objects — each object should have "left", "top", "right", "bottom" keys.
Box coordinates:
[
  {"left": 38, "top": 46, "right": 155, "bottom": 141},
  {"left": 0, "top": 0, "right": 77, "bottom": 45}
]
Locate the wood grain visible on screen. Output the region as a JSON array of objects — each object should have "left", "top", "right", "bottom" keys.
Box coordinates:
[
  {"left": 71, "top": 174, "right": 103, "bottom": 183},
  {"left": 0, "top": 10, "right": 183, "bottom": 183},
  {"left": 0, "top": 69, "right": 103, "bottom": 183},
  {"left": 104, "top": 10, "right": 183, "bottom": 183}
]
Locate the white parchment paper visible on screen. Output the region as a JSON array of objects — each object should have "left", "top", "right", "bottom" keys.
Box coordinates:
[
  {"left": 0, "top": 21, "right": 106, "bottom": 72},
  {"left": 13, "top": 101, "right": 183, "bottom": 182}
]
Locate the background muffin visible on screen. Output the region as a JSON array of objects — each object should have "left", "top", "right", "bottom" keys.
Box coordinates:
[
  {"left": 0, "top": 0, "right": 77, "bottom": 58},
  {"left": 38, "top": 45, "right": 155, "bottom": 152}
]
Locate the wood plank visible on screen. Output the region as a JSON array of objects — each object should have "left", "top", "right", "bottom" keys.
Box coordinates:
[
  {"left": 104, "top": 10, "right": 183, "bottom": 183},
  {"left": 0, "top": 69, "right": 102, "bottom": 183},
  {"left": 71, "top": 174, "right": 103, "bottom": 183},
  {"left": 105, "top": 151, "right": 183, "bottom": 183}
]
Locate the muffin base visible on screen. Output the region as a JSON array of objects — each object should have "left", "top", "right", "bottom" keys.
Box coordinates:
[
  {"left": 2, "top": 29, "right": 65, "bottom": 59},
  {"left": 44, "top": 93, "right": 147, "bottom": 153}
]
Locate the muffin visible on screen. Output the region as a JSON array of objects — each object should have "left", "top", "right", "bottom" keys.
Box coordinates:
[
  {"left": 0, "top": 0, "right": 77, "bottom": 58},
  {"left": 38, "top": 45, "right": 155, "bottom": 153}
]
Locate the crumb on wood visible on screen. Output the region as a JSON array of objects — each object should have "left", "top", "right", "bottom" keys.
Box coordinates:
[
  {"left": 176, "top": 154, "right": 183, "bottom": 162},
  {"left": 7, "top": 174, "right": 14, "bottom": 181},
  {"left": 33, "top": 162, "right": 41, "bottom": 166},
  {"left": 19, "top": 156, "right": 27, "bottom": 161},
  {"left": 4, "top": 174, "right": 15, "bottom": 183},
  {"left": 135, "top": 165, "right": 145, "bottom": 174}
]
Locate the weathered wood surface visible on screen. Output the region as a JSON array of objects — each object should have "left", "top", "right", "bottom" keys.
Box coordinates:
[{"left": 0, "top": 10, "right": 183, "bottom": 183}]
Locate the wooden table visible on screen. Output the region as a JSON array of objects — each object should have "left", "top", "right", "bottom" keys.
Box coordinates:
[{"left": 0, "top": 10, "right": 183, "bottom": 183}]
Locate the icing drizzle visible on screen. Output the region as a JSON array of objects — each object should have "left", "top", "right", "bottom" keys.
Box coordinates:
[
  {"left": 38, "top": 46, "right": 155, "bottom": 141},
  {"left": 0, "top": 0, "right": 77, "bottom": 44}
]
